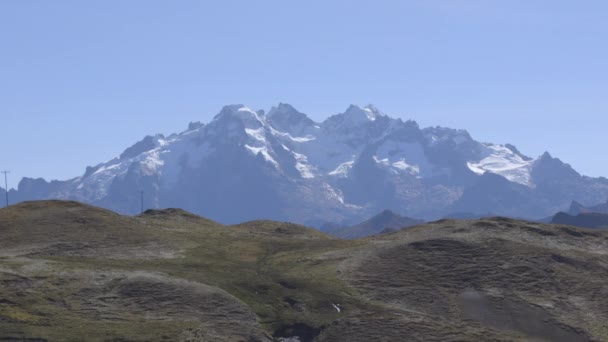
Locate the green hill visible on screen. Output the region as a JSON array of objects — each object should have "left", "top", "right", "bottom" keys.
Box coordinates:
[{"left": 1, "top": 201, "right": 607, "bottom": 341}]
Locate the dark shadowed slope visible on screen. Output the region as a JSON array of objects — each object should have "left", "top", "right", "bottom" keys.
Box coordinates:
[
  {"left": 332, "top": 217, "right": 608, "bottom": 341},
  {"left": 326, "top": 209, "right": 424, "bottom": 238},
  {"left": 1, "top": 201, "right": 608, "bottom": 341},
  {"left": 552, "top": 211, "right": 608, "bottom": 229},
  {"left": 568, "top": 199, "right": 608, "bottom": 215}
]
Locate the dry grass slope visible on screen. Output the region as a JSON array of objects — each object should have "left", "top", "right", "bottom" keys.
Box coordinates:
[{"left": 1, "top": 201, "right": 607, "bottom": 341}]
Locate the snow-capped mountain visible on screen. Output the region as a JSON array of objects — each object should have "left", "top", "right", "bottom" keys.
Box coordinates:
[{"left": 7, "top": 104, "right": 608, "bottom": 226}]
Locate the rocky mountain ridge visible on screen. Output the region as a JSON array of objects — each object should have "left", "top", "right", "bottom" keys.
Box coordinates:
[{"left": 5, "top": 104, "right": 608, "bottom": 225}]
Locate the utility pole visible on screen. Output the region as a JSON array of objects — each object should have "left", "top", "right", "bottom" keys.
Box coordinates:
[
  {"left": 140, "top": 190, "right": 144, "bottom": 214},
  {"left": 1, "top": 171, "right": 9, "bottom": 208}
]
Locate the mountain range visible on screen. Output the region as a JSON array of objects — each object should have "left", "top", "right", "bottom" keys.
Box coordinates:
[{"left": 4, "top": 103, "right": 608, "bottom": 226}]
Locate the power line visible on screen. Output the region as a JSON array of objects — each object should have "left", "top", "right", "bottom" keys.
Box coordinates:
[
  {"left": 1, "top": 171, "right": 9, "bottom": 208},
  {"left": 140, "top": 190, "right": 144, "bottom": 214}
]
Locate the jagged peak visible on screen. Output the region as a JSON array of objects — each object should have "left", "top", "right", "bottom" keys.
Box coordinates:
[
  {"left": 422, "top": 125, "right": 475, "bottom": 147},
  {"left": 344, "top": 104, "right": 382, "bottom": 121},
  {"left": 535, "top": 151, "right": 569, "bottom": 168},
  {"left": 268, "top": 102, "right": 298, "bottom": 114},
  {"left": 505, "top": 143, "right": 533, "bottom": 161},
  {"left": 540, "top": 151, "right": 553, "bottom": 160},
  {"left": 400, "top": 118, "right": 420, "bottom": 128},
  {"left": 213, "top": 104, "right": 259, "bottom": 119},
  {"left": 532, "top": 151, "right": 581, "bottom": 180},
  {"left": 119, "top": 134, "right": 165, "bottom": 160},
  {"left": 212, "top": 104, "right": 265, "bottom": 128},
  {"left": 267, "top": 103, "right": 316, "bottom": 133},
  {"left": 568, "top": 200, "right": 585, "bottom": 215},
  {"left": 267, "top": 103, "right": 306, "bottom": 119},
  {"left": 323, "top": 104, "right": 387, "bottom": 129},
  {"left": 362, "top": 104, "right": 386, "bottom": 120},
  {"left": 423, "top": 125, "right": 471, "bottom": 136},
  {"left": 187, "top": 121, "right": 204, "bottom": 131},
  {"left": 375, "top": 209, "right": 399, "bottom": 218}
]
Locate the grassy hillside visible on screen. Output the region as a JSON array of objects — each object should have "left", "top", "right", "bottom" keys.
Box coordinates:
[{"left": 1, "top": 201, "right": 607, "bottom": 341}]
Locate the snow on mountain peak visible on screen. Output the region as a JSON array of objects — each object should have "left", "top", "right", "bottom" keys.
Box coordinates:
[
  {"left": 344, "top": 104, "right": 378, "bottom": 122},
  {"left": 467, "top": 144, "right": 535, "bottom": 186},
  {"left": 362, "top": 104, "right": 385, "bottom": 121},
  {"left": 321, "top": 104, "right": 388, "bottom": 134},
  {"left": 423, "top": 126, "right": 475, "bottom": 146},
  {"left": 119, "top": 134, "right": 165, "bottom": 160},
  {"left": 18, "top": 102, "right": 608, "bottom": 225},
  {"left": 213, "top": 104, "right": 264, "bottom": 128}
]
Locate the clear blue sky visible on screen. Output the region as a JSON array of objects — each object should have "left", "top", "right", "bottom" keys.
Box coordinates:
[{"left": 1, "top": 1, "right": 607, "bottom": 185}]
